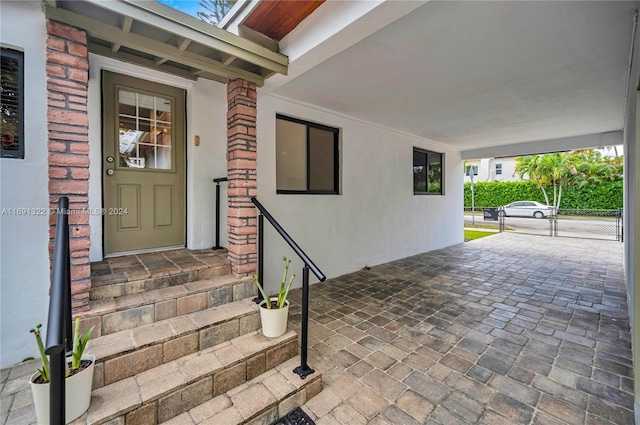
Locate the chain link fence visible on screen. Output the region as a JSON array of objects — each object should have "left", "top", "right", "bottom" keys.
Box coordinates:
[
  {"left": 554, "top": 208, "right": 622, "bottom": 241},
  {"left": 464, "top": 207, "right": 623, "bottom": 241}
]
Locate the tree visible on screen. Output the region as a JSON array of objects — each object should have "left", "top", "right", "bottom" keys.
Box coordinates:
[
  {"left": 197, "top": 0, "right": 237, "bottom": 25},
  {"left": 515, "top": 149, "right": 623, "bottom": 211},
  {"left": 568, "top": 150, "right": 623, "bottom": 188},
  {"left": 515, "top": 155, "right": 551, "bottom": 206}
]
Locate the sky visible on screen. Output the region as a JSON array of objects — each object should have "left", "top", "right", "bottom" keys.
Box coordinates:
[{"left": 157, "top": 0, "right": 203, "bottom": 19}]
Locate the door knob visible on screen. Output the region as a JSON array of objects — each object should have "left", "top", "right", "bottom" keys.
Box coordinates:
[{"left": 106, "top": 169, "right": 114, "bottom": 176}]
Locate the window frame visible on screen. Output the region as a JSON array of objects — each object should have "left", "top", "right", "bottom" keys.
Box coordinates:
[
  {"left": 495, "top": 163, "right": 502, "bottom": 175},
  {"left": 413, "top": 147, "right": 444, "bottom": 195},
  {"left": 275, "top": 113, "right": 340, "bottom": 195},
  {"left": 1, "top": 47, "right": 25, "bottom": 159}
]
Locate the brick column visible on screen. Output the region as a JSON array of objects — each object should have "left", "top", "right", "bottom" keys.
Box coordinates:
[
  {"left": 226, "top": 79, "right": 258, "bottom": 276},
  {"left": 46, "top": 20, "right": 91, "bottom": 312}
]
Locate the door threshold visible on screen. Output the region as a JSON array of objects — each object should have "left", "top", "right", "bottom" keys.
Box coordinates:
[{"left": 104, "top": 245, "right": 185, "bottom": 258}]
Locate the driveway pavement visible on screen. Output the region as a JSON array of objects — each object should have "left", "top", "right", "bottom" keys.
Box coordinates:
[{"left": 288, "top": 232, "right": 632, "bottom": 424}]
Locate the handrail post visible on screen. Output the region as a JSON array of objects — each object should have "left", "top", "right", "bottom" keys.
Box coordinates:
[
  {"left": 46, "top": 197, "right": 70, "bottom": 425},
  {"left": 254, "top": 213, "right": 264, "bottom": 304},
  {"left": 212, "top": 177, "right": 228, "bottom": 250},
  {"left": 293, "top": 265, "right": 314, "bottom": 379},
  {"left": 213, "top": 181, "right": 222, "bottom": 250}
]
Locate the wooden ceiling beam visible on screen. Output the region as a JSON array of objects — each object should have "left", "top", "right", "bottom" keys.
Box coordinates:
[
  {"left": 46, "top": 5, "right": 265, "bottom": 86},
  {"left": 111, "top": 16, "right": 133, "bottom": 53},
  {"left": 84, "top": 0, "right": 287, "bottom": 74},
  {"left": 91, "top": 43, "right": 197, "bottom": 81}
]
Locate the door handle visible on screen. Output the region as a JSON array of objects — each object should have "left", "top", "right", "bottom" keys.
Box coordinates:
[{"left": 106, "top": 169, "right": 114, "bottom": 176}]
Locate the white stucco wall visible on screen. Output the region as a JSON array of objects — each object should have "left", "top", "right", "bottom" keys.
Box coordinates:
[
  {"left": 623, "top": 15, "right": 640, "bottom": 418},
  {"left": 0, "top": 1, "right": 50, "bottom": 367},
  {"left": 255, "top": 95, "right": 464, "bottom": 294},
  {"left": 87, "top": 56, "right": 229, "bottom": 261}
]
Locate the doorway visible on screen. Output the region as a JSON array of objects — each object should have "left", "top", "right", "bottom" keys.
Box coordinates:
[{"left": 102, "top": 71, "right": 186, "bottom": 255}]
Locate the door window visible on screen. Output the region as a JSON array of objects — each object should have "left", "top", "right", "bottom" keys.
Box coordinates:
[{"left": 118, "top": 90, "right": 173, "bottom": 170}]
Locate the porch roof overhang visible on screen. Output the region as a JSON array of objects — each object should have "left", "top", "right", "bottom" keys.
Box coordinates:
[
  {"left": 261, "top": 1, "right": 638, "bottom": 156},
  {"left": 44, "top": 0, "right": 289, "bottom": 86}
]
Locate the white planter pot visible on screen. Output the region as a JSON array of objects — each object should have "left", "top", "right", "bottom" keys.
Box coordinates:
[
  {"left": 259, "top": 298, "right": 289, "bottom": 338},
  {"left": 30, "top": 355, "right": 95, "bottom": 425}
]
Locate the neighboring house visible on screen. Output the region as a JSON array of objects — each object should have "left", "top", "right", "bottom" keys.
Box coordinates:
[
  {"left": 2, "top": 1, "right": 640, "bottom": 418},
  {"left": 463, "top": 157, "right": 520, "bottom": 183}
]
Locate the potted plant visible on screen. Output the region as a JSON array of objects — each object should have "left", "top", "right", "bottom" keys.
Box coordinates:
[
  {"left": 29, "top": 318, "right": 95, "bottom": 424},
  {"left": 253, "top": 256, "right": 296, "bottom": 338}
]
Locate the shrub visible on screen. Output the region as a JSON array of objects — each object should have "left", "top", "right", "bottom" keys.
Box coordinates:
[{"left": 464, "top": 180, "right": 622, "bottom": 210}]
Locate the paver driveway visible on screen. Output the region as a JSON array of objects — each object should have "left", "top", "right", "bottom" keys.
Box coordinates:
[{"left": 288, "top": 232, "right": 632, "bottom": 425}]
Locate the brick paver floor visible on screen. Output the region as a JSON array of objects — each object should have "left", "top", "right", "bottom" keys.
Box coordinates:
[
  {"left": 1, "top": 233, "right": 632, "bottom": 424},
  {"left": 288, "top": 232, "right": 632, "bottom": 425}
]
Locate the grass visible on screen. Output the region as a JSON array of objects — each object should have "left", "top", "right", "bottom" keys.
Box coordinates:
[
  {"left": 464, "top": 229, "right": 497, "bottom": 241},
  {"left": 463, "top": 222, "right": 500, "bottom": 230}
]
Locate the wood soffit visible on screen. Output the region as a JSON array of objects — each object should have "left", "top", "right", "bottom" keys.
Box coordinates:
[
  {"left": 242, "top": 0, "right": 325, "bottom": 41},
  {"left": 44, "top": 0, "right": 290, "bottom": 86}
]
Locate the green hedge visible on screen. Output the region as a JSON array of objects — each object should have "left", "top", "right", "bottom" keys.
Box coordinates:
[{"left": 464, "top": 180, "right": 623, "bottom": 209}]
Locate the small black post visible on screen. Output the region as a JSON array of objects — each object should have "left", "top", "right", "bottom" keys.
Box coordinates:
[
  {"left": 49, "top": 349, "right": 65, "bottom": 425},
  {"left": 64, "top": 224, "right": 72, "bottom": 354},
  {"left": 212, "top": 178, "right": 227, "bottom": 250},
  {"left": 213, "top": 182, "right": 221, "bottom": 249},
  {"left": 46, "top": 197, "right": 70, "bottom": 425},
  {"left": 253, "top": 214, "right": 265, "bottom": 304},
  {"left": 294, "top": 265, "right": 314, "bottom": 379}
]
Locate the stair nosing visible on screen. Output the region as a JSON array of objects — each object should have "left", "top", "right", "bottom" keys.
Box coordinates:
[
  {"left": 88, "top": 298, "right": 259, "bottom": 363},
  {"left": 80, "top": 330, "right": 299, "bottom": 425},
  {"left": 160, "top": 356, "right": 322, "bottom": 425},
  {"left": 84, "top": 274, "right": 252, "bottom": 317}
]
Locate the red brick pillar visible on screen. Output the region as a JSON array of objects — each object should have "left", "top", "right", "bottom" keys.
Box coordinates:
[
  {"left": 226, "top": 79, "right": 258, "bottom": 276},
  {"left": 46, "top": 20, "right": 91, "bottom": 312}
]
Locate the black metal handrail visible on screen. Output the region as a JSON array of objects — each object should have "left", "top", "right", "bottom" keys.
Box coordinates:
[
  {"left": 251, "top": 197, "right": 326, "bottom": 379},
  {"left": 45, "top": 196, "right": 72, "bottom": 425},
  {"left": 212, "top": 177, "right": 228, "bottom": 250}
]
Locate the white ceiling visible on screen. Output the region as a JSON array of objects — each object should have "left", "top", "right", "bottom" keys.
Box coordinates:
[{"left": 271, "top": 1, "right": 638, "bottom": 152}]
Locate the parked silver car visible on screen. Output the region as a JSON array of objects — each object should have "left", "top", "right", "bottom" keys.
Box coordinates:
[{"left": 498, "top": 201, "right": 555, "bottom": 219}]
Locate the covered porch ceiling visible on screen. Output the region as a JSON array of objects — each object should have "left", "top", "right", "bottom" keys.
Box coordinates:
[
  {"left": 264, "top": 1, "right": 639, "bottom": 156},
  {"left": 44, "top": 0, "right": 289, "bottom": 86}
]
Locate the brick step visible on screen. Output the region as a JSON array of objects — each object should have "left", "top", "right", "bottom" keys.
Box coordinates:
[
  {"left": 79, "top": 275, "right": 256, "bottom": 336},
  {"left": 90, "top": 249, "right": 232, "bottom": 301},
  {"left": 71, "top": 330, "right": 300, "bottom": 425},
  {"left": 87, "top": 298, "right": 263, "bottom": 389},
  {"left": 162, "top": 356, "right": 322, "bottom": 425}
]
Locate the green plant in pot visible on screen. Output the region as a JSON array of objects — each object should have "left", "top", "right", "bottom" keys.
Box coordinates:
[
  {"left": 253, "top": 256, "right": 296, "bottom": 337},
  {"left": 29, "top": 318, "right": 95, "bottom": 424}
]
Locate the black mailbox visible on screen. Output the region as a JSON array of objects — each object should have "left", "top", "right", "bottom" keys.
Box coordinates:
[{"left": 484, "top": 208, "right": 499, "bottom": 221}]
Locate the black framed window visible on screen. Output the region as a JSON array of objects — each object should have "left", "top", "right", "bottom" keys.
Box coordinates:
[
  {"left": 276, "top": 114, "right": 339, "bottom": 194},
  {"left": 495, "top": 163, "right": 502, "bottom": 175},
  {"left": 1, "top": 48, "right": 24, "bottom": 159},
  {"left": 413, "top": 147, "right": 443, "bottom": 195}
]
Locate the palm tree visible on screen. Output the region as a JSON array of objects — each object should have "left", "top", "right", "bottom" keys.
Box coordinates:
[
  {"left": 515, "top": 155, "right": 550, "bottom": 205},
  {"left": 537, "top": 153, "right": 573, "bottom": 210},
  {"left": 516, "top": 149, "right": 623, "bottom": 211}
]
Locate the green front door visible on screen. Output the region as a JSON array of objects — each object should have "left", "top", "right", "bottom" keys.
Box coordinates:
[{"left": 102, "top": 71, "right": 186, "bottom": 255}]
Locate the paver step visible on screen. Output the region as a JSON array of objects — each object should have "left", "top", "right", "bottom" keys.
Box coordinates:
[
  {"left": 161, "top": 357, "right": 322, "bottom": 425},
  {"left": 79, "top": 275, "right": 256, "bottom": 336},
  {"left": 90, "top": 249, "right": 232, "bottom": 301},
  {"left": 71, "top": 330, "right": 300, "bottom": 425},
  {"left": 86, "top": 298, "right": 264, "bottom": 389}
]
